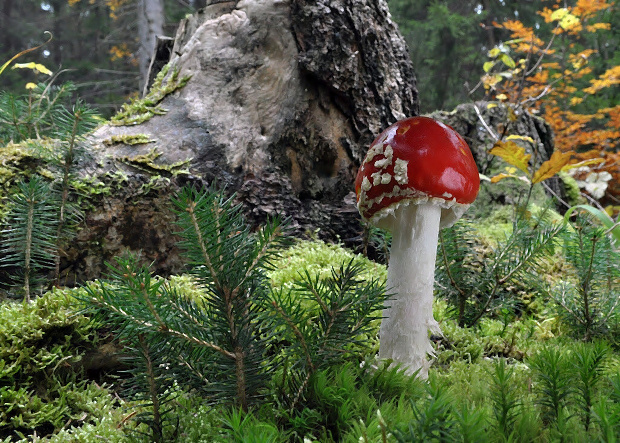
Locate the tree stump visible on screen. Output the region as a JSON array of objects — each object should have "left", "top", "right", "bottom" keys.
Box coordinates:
[{"left": 62, "top": 0, "right": 420, "bottom": 281}]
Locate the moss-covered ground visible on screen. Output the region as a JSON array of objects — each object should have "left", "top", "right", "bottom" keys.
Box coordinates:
[{"left": 0, "top": 229, "right": 618, "bottom": 441}]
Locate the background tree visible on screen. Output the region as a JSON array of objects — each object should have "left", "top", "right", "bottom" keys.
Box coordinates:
[
  {"left": 0, "top": 0, "right": 194, "bottom": 116},
  {"left": 387, "top": 0, "right": 543, "bottom": 113},
  {"left": 137, "top": 0, "right": 164, "bottom": 91},
  {"left": 482, "top": 0, "right": 619, "bottom": 207}
]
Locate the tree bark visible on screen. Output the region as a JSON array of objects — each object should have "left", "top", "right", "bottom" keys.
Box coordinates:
[
  {"left": 137, "top": 0, "right": 165, "bottom": 91},
  {"left": 60, "top": 0, "right": 418, "bottom": 281}
]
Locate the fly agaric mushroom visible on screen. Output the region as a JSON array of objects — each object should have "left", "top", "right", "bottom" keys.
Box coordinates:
[{"left": 355, "top": 116, "right": 479, "bottom": 378}]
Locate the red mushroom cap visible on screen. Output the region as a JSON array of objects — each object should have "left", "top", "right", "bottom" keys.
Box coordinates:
[{"left": 355, "top": 116, "right": 480, "bottom": 227}]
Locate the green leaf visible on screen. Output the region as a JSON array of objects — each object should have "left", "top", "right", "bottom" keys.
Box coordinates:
[
  {"left": 483, "top": 61, "right": 495, "bottom": 73},
  {"left": 564, "top": 205, "right": 620, "bottom": 245},
  {"left": 500, "top": 54, "right": 516, "bottom": 69}
]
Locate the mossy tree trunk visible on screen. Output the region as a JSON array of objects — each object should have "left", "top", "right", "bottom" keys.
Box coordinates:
[{"left": 57, "top": 0, "right": 420, "bottom": 282}]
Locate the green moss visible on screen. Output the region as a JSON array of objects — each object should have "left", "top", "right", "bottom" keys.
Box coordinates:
[
  {"left": 110, "top": 64, "right": 191, "bottom": 126},
  {"left": 0, "top": 289, "right": 111, "bottom": 439},
  {"left": 0, "top": 139, "right": 78, "bottom": 220},
  {"left": 70, "top": 176, "right": 112, "bottom": 201},
  {"left": 558, "top": 171, "right": 584, "bottom": 206},
  {"left": 473, "top": 205, "right": 514, "bottom": 245},
  {"left": 0, "top": 142, "right": 42, "bottom": 216},
  {"left": 118, "top": 147, "right": 191, "bottom": 177},
  {"left": 102, "top": 133, "right": 155, "bottom": 146},
  {"left": 267, "top": 239, "right": 387, "bottom": 291}
]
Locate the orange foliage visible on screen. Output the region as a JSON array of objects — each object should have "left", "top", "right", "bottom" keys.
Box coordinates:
[{"left": 486, "top": 0, "right": 618, "bottom": 204}]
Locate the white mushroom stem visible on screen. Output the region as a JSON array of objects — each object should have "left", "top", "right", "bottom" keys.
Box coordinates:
[{"left": 379, "top": 202, "right": 442, "bottom": 379}]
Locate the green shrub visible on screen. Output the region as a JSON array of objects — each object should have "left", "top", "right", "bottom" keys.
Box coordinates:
[
  {"left": 80, "top": 186, "right": 387, "bottom": 441},
  {"left": 552, "top": 215, "right": 620, "bottom": 341}
]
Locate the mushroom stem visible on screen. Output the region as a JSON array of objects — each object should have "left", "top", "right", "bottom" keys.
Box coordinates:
[{"left": 379, "top": 202, "right": 441, "bottom": 378}]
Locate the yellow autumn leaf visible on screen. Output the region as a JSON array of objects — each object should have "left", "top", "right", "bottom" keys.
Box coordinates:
[
  {"left": 496, "top": 93, "right": 508, "bottom": 101},
  {"left": 560, "top": 157, "right": 604, "bottom": 172},
  {"left": 25, "top": 82, "right": 37, "bottom": 89},
  {"left": 570, "top": 96, "right": 584, "bottom": 106},
  {"left": 483, "top": 61, "right": 495, "bottom": 73},
  {"left": 488, "top": 47, "right": 501, "bottom": 58},
  {"left": 559, "top": 13, "right": 579, "bottom": 30},
  {"left": 491, "top": 173, "right": 514, "bottom": 183},
  {"left": 586, "top": 23, "right": 611, "bottom": 32},
  {"left": 507, "top": 107, "right": 518, "bottom": 122},
  {"left": 506, "top": 134, "right": 535, "bottom": 144},
  {"left": 12, "top": 62, "right": 52, "bottom": 75},
  {"left": 0, "top": 32, "right": 52, "bottom": 77},
  {"left": 490, "top": 172, "right": 530, "bottom": 184},
  {"left": 531, "top": 151, "right": 573, "bottom": 184},
  {"left": 486, "top": 103, "right": 498, "bottom": 109},
  {"left": 489, "top": 141, "right": 531, "bottom": 173},
  {"left": 482, "top": 74, "right": 503, "bottom": 89},
  {"left": 550, "top": 8, "right": 569, "bottom": 21}
]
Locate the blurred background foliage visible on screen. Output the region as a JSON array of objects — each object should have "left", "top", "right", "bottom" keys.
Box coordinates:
[
  {"left": 0, "top": 1, "right": 616, "bottom": 114},
  {"left": 0, "top": 0, "right": 203, "bottom": 116},
  {"left": 1, "top": 0, "right": 618, "bottom": 206},
  {"left": 388, "top": 0, "right": 618, "bottom": 114}
]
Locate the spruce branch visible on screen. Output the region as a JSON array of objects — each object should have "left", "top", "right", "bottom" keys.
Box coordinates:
[
  {"left": 553, "top": 214, "right": 620, "bottom": 340},
  {"left": 438, "top": 215, "right": 561, "bottom": 327},
  {"left": 50, "top": 101, "right": 98, "bottom": 283},
  {"left": 83, "top": 185, "right": 293, "bottom": 414},
  {"left": 0, "top": 176, "right": 58, "bottom": 300},
  {"left": 268, "top": 260, "right": 386, "bottom": 411},
  {"left": 137, "top": 333, "right": 164, "bottom": 443}
]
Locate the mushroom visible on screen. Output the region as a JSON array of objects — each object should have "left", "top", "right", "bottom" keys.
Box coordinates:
[{"left": 355, "top": 116, "right": 480, "bottom": 378}]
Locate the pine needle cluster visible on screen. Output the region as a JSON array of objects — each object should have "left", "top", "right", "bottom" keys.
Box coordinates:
[
  {"left": 437, "top": 212, "right": 561, "bottom": 327},
  {"left": 553, "top": 214, "right": 620, "bottom": 341},
  {"left": 81, "top": 185, "right": 386, "bottom": 440},
  {"left": 0, "top": 82, "right": 79, "bottom": 145},
  {"left": 0, "top": 176, "right": 57, "bottom": 300},
  {"left": 0, "top": 99, "right": 99, "bottom": 298}
]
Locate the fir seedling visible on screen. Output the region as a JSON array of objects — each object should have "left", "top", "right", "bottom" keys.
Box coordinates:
[
  {"left": 172, "top": 185, "right": 293, "bottom": 410},
  {"left": 268, "top": 260, "right": 386, "bottom": 412},
  {"left": 554, "top": 214, "right": 620, "bottom": 341},
  {"left": 0, "top": 82, "right": 78, "bottom": 144},
  {"left": 37, "top": 100, "right": 99, "bottom": 282},
  {"left": 83, "top": 185, "right": 293, "bottom": 417},
  {"left": 83, "top": 255, "right": 183, "bottom": 441},
  {"left": 0, "top": 176, "right": 57, "bottom": 300},
  {"left": 438, "top": 212, "right": 561, "bottom": 327}
]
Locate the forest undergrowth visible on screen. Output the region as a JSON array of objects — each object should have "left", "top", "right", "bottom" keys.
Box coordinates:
[
  {"left": 1, "top": 17, "right": 619, "bottom": 440},
  {"left": 0, "top": 177, "right": 618, "bottom": 442}
]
